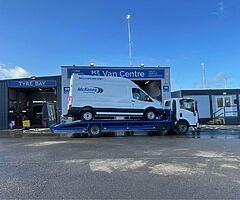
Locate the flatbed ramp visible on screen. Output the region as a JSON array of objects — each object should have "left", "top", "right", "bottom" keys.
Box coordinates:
[{"left": 50, "top": 113, "right": 172, "bottom": 137}]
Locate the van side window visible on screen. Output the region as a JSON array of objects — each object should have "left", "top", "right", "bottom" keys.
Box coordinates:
[{"left": 132, "top": 88, "right": 153, "bottom": 102}]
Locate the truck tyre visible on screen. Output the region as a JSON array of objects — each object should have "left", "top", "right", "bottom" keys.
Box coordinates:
[
  {"left": 81, "top": 110, "right": 94, "bottom": 121},
  {"left": 175, "top": 120, "right": 189, "bottom": 134},
  {"left": 88, "top": 125, "right": 101, "bottom": 137},
  {"left": 144, "top": 109, "right": 156, "bottom": 120}
]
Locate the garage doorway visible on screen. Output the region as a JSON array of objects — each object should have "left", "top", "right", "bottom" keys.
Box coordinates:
[
  {"left": 8, "top": 87, "right": 57, "bottom": 128},
  {"left": 133, "top": 80, "right": 162, "bottom": 102}
]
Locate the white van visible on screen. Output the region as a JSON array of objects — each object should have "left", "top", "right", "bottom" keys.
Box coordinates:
[{"left": 68, "top": 74, "right": 163, "bottom": 120}]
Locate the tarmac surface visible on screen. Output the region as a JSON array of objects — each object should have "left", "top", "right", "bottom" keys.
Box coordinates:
[{"left": 0, "top": 128, "right": 240, "bottom": 199}]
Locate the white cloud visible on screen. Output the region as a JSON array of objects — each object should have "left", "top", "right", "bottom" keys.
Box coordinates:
[
  {"left": 173, "top": 71, "right": 231, "bottom": 90},
  {"left": 200, "top": 72, "right": 228, "bottom": 89},
  {"left": 213, "top": 72, "right": 225, "bottom": 82},
  {"left": 211, "top": 1, "right": 225, "bottom": 16},
  {"left": 194, "top": 72, "right": 227, "bottom": 89},
  {"left": 0, "top": 64, "right": 31, "bottom": 79},
  {"left": 218, "top": 1, "right": 224, "bottom": 13}
]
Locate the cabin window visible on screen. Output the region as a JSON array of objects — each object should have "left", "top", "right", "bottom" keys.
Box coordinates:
[
  {"left": 217, "top": 97, "right": 223, "bottom": 108},
  {"left": 132, "top": 88, "right": 153, "bottom": 102},
  {"left": 179, "top": 99, "right": 195, "bottom": 112},
  {"left": 225, "top": 97, "right": 231, "bottom": 107}
]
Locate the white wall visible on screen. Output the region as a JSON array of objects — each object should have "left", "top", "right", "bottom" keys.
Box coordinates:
[
  {"left": 61, "top": 67, "right": 70, "bottom": 115},
  {"left": 184, "top": 95, "right": 211, "bottom": 118}
]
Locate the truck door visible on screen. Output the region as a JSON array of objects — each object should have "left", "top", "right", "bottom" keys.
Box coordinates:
[{"left": 177, "top": 99, "right": 199, "bottom": 126}]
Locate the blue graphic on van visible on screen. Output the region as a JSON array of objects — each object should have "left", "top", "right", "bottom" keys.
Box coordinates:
[{"left": 78, "top": 87, "right": 103, "bottom": 94}]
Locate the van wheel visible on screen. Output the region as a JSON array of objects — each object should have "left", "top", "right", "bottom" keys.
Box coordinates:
[
  {"left": 88, "top": 125, "right": 101, "bottom": 137},
  {"left": 81, "top": 110, "right": 94, "bottom": 121},
  {"left": 176, "top": 120, "right": 189, "bottom": 134},
  {"left": 144, "top": 109, "right": 156, "bottom": 120}
]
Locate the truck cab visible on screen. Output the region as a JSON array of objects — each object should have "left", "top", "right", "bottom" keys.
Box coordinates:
[{"left": 164, "top": 98, "right": 199, "bottom": 134}]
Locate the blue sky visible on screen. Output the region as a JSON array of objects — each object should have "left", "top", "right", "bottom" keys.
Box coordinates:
[{"left": 0, "top": 0, "right": 240, "bottom": 90}]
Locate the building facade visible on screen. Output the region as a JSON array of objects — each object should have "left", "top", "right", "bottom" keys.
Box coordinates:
[
  {"left": 0, "top": 65, "right": 171, "bottom": 130},
  {"left": 0, "top": 76, "right": 61, "bottom": 130},
  {"left": 172, "top": 89, "right": 240, "bottom": 124},
  {"left": 61, "top": 66, "right": 171, "bottom": 116}
]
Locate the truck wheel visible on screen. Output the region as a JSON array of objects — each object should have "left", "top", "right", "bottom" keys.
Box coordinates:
[
  {"left": 176, "top": 120, "right": 189, "bottom": 134},
  {"left": 145, "top": 109, "right": 156, "bottom": 120},
  {"left": 88, "top": 125, "right": 101, "bottom": 137},
  {"left": 81, "top": 110, "right": 94, "bottom": 121}
]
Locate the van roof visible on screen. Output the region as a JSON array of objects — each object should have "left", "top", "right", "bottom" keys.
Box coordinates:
[
  {"left": 72, "top": 74, "right": 137, "bottom": 87},
  {"left": 73, "top": 74, "right": 131, "bottom": 81}
]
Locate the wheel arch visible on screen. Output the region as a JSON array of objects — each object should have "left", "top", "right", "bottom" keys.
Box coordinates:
[
  {"left": 177, "top": 119, "right": 190, "bottom": 127},
  {"left": 80, "top": 106, "right": 96, "bottom": 121},
  {"left": 144, "top": 107, "right": 157, "bottom": 112},
  {"left": 80, "top": 106, "right": 96, "bottom": 115},
  {"left": 143, "top": 107, "right": 157, "bottom": 120}
]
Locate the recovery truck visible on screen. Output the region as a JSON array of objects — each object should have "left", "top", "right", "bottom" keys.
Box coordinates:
[{"left": 50, "top": 98, "right": 199, "bottom": 137}]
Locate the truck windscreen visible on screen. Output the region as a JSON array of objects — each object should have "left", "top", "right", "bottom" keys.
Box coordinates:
[{"left": 179, "top": 99, "right": 195, "bottom": 112}]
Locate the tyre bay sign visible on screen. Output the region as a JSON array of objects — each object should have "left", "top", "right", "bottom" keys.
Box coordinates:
[{"left": 8, "top": 80, "right": 57, "bottom": 87}]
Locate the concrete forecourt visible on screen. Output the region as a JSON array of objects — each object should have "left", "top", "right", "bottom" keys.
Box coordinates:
[{"left": 0, "top": 130, "right": 240, "bottom": 199}]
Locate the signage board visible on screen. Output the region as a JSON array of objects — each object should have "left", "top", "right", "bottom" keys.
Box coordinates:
[
  {"left": 163, "top": 85, "right": 170, "bottom": 92},
  {"left": 63, "top": 87, "right": 70, "bottom": 94},
  {"left": 67, "top": 68, "right": 165, "bottom": 80},
  {"left": 8, "top": 80, "right": 57, "bottom": 88}
]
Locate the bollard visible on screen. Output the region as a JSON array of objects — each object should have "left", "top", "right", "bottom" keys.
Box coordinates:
[
  {"left": 192, "top": 127, "right": 200, "bottom": 138},
  {"left": 192, "top": 128, "right": 196, "bottom": 138},
  {"left": 197, "top": 128, "right": 200, "bottom": 138}
]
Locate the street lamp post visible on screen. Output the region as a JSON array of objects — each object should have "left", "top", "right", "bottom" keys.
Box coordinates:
[
  {"left": 126, "top": 14, "right": 132, "bottom": 67},
  {"left": 201, "top": 63, "right": 206, "bottom": 88}
]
